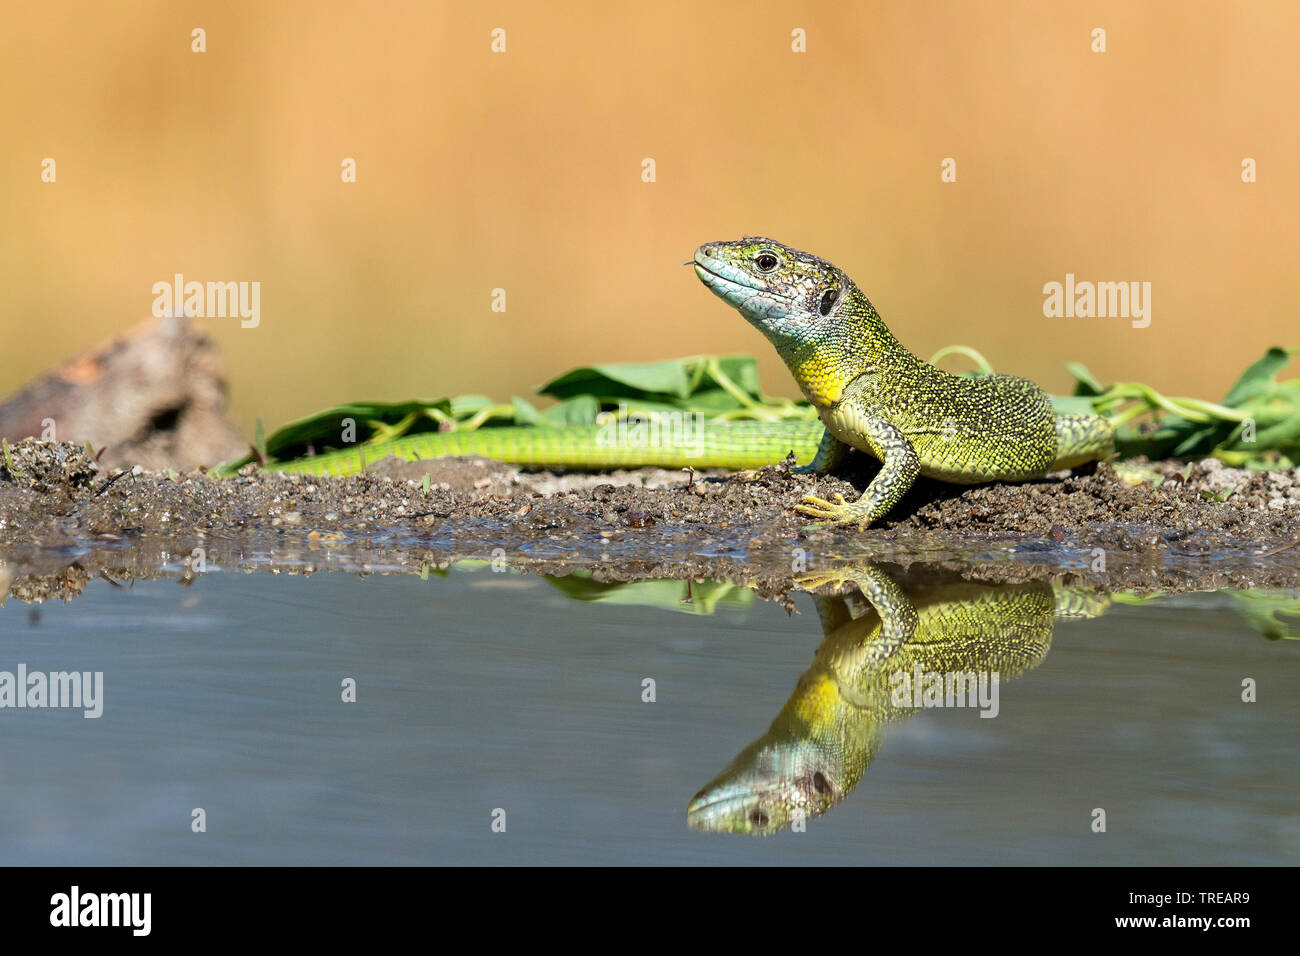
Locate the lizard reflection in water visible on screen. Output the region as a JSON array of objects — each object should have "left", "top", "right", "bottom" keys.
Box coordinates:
[{"left": 687, "top": 562, "right": 1110, "bottom": 836}]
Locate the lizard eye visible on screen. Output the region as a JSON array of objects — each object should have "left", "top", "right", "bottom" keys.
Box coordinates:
[
  {"left": 755, "top": 253, "right": 778, "bottom": 272},
  {"left": 818, "top": 289, "right": 839, "bottom": 316}
]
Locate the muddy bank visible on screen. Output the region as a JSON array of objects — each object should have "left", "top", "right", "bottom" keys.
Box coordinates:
[{"left": 2, "top": 439, "right": 1299, "bottom": 603}]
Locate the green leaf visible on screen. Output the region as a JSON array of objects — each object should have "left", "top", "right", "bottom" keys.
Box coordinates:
[
  {"left": 1066, "top": 362, "right": 1106, "bottom": 396},
  {"left": 543, "top": 572, "right": 754, "bottom": 616},
  {"left": 609, "top": 398, "right": 715, "bottom": 416},
  {"left": 537, "top": 355, "right": 764, "bottom": 407},
  {"left": 260, "top": 399, "right": 453, "bottom": 459},
  {"left": 1, "top": 438, "right": 21, "bottom": 481},
  {"left": 1050, "top": 395, "right": 1100, "bottom": 416},
  {"left": 509, "top": 395, "right": 546, "bottom": 427},
  {"left": 676, "top": 388, "right": 750, "bottom": 412},
  {"left": 511, "top": 395, "right": 600, "bottom": 427},
  {"left": 1221, "top": 347, "right": 1292, "bottom": 407},
  {"left": 1172, "top": 422, "right": 1229, "bottom": 457},
  {"left": 540, "top": 359, "right": 693, "bottom": 401},
  {"left": 449, "top": 394, "right": 495, "bottom": 417},
  {"left": 542, "top": 395, "right": 600, "bottom": 426},
  {"left": 1225, "top": 589, "right": 1300, "bottom": 640},
  {"left": 1251, "top": 415, "right": 1300, "bottom": 449},
  {"left": 712, "top": 356, "right": 763, "bottom": 400}
]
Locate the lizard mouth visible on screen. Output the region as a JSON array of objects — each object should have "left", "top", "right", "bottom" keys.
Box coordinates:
[
  {"left": 690, "top": 259, "right": 733, "bottom": 284},
  {"left": 692, "top": 256, "right": 792, "bottom": 301}
]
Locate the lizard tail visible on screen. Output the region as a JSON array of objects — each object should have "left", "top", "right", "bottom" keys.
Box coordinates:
[
  {"left": 1051, "top": 414, "right": 1115, "bottom": 471},
  {"left": 1052, "top": 582, "right": 1113, "bottom": 620}
]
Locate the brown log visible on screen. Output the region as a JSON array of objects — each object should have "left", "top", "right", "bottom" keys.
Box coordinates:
[{"left": 0, "top": 316, "right": 246, "bottom": 471}]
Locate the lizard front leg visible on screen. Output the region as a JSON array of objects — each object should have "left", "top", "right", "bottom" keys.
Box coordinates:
[
  {"left": 795, "top": 417, "right": 919, "bottom": 530},
  {"left": 793, "top": 428, "right": 849, "bottom": 475},
  {"left": 798, "top": 561, "right": 919, "bottom": 658}
]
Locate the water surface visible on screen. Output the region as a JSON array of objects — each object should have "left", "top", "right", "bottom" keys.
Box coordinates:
[{"left": 0, "top": 562, "right": 1296, "bottom": 864}]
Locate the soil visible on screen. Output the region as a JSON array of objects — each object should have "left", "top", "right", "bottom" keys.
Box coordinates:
[{"left": 2, "top": 439, "right": 1299, "bottom": 605}]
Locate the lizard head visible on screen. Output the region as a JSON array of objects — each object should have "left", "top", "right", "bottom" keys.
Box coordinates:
[
  {"left": 692, "top": 237, "right": 889, "bottom": 407},
  {"left": 686, "top": 735, "right": 849, "bottom": 836}
]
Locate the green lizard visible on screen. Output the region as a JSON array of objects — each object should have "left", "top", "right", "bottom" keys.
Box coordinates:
[
  {"left": 693, "top": 237, "right": 1114, "bottom": 528},
  {"left": 688, "top": 561, "right": 1110, "bottom": 835},
  {"left": 253, "top": 238, "right": 1112, "bottom": 531}
]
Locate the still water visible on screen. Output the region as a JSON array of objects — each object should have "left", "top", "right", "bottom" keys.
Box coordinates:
[{"left": 0, "top": 561, "right": 1296, "bottom": 865}]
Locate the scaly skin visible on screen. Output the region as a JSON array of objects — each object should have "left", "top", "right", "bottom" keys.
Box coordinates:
[
  {"left": 693, "top": 237, "right": 1115, "bottom": 528},
  {"left": 255, "top": 421, "right": 826, "bottom": 476},
  {"left": 686, "top": 561, "right": 1110, "bottom": 835}
]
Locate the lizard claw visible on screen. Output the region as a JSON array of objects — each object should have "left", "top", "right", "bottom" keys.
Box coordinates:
[
  {"left": 794, "top": 493, "right": 876, "bottom": 530},
  {"left": 795, "top": 493, "right": 845, "bottom": 513},
  {"left": 794, "top": 504, "right": 837, "bottom": 521},
  {"left": 796, "top": 567, "right": 856, "bottom": 591},
  {"left": 795, "top": 494, "right": 851, "bottom": 520}
]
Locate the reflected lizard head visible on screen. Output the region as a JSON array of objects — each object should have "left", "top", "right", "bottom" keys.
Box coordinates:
[{"left": 687, "top": 737, "right": 844, "bottom": 836}]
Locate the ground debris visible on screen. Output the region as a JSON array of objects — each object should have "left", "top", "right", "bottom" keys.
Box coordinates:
[{"left": 1, "top": 441, "right": 1299, "bottom": 602}]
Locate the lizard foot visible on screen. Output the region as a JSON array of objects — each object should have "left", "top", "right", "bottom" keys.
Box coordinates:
[
  {"left": 793, "top": 493, "right": 875, "bottom": 531},
  {"left": 795, "top": 565, "right": 861, "bottom": 592}
]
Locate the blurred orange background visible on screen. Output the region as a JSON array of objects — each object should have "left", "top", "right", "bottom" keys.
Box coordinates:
[{"left": 3, "top": 0, "right": 1297, "bottom": 437}]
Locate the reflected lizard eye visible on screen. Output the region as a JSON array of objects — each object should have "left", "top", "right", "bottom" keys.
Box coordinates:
[
  {"left": 749, "top": 809, "right": 770, "bottom": 827},
  {"left": 818, "top": 289, "right": 839, "bottom": 316},
  {"left": 755, "top": 253, "right": 778, "bottom": 272}
]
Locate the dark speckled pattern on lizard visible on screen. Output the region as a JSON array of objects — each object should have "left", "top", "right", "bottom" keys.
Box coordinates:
[
  {"left": 687, "top": 562, "right": 1091, "bottom": 835},
  {"left": 694, "top": 237, "right": 1115, "bottom": 529}
]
